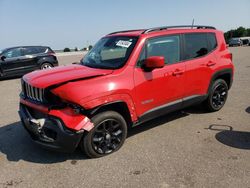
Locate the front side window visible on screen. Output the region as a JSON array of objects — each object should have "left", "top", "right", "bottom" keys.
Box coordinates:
[
  {"left": 184, "top": 33, "right": 209, "bottom": 60},
  {"left": 2, "top": 48, "right": 21, "bottom": 59},
  {"left": 147, "top": 35, "right": 180, "bottom": 65},
  {"left": 81, "top": 36, "right": 138, "bottom": 69}
]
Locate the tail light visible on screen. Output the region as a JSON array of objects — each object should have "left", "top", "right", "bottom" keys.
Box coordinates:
[
  {"left": 229, "top": 53, "right": 233, "bottom": 61},
  {"left": 222, "top": 53, "right": 233, "bottom": 62},
  {"left": 48, "top": 52, "right": 55, "bottom": 56}
]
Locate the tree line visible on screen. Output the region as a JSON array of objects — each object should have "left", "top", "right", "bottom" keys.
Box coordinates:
[
  {"left": 63, "top": 45, "right": 93, "bottom": 52},
  {"left": 224, "top": 26, "right": 250, "bottom": 42}
]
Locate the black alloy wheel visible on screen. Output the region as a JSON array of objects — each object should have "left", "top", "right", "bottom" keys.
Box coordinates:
[
  {"left": 211, "top": 83, "right": 227, "bottom": 109},
  {"left": 205, "top": 79, "right": 228, "bottom": 112},
  {"left": 91, "top": 119, "right": 123, "bottom": 154},
  {"left": 80, "top": 111, "right": 127, "bottom": 158}
]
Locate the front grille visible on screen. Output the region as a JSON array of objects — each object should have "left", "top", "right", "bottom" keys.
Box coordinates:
[{"left": 22, "top": 80, "right": 45, "bottom": 103}]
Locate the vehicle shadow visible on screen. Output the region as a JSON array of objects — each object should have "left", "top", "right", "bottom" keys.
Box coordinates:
[
  {"left": 0, "top": 75, "right": 22, "bottom": 81},
  {"left": 182, "top": 104, "right": 209, "bottom": 114},
  {"left": 0, "top": 122, "right": 87, "bottom": 163},
  {"left": 206, "top": 124, "right": 250, "bottom": 150},
  {"left": 245, "top": 106, "right": 250, "bottom": 113},
  {"left": 128, "top": 111, "right": 189, "bottom": 137},
  {"left": 0, "top": 111, "right": 189, "bottom": 164}
]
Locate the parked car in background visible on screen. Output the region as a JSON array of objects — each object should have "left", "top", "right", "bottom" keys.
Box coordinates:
[
  {"left": 241, "top": 39, "right": 250, "bottom": 45},
  {"left": 0, "top": 46, "right": 58, "bottom": 78},
  {"left": 228, "top": 38, "right": 242, "bottom": 47}
]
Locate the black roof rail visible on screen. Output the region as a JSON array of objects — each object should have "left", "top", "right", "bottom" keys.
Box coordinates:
[
  {"left": 108, "top": 29, "right": 144, "bottom": 35},
  {"left": 142, "top": 25, "right": 216, "bottom": 34},
  {"left": 107, "top": 25, "right": 216, "bottom": 35}
]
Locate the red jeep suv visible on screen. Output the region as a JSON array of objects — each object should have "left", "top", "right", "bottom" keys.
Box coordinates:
[{"left": 19, "top": 25, "right": 234, "bottom": 158}]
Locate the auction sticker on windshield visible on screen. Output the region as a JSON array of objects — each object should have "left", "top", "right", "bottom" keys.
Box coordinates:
[{"left": 116, "top": 40, "right": 132, "bottom": 48}]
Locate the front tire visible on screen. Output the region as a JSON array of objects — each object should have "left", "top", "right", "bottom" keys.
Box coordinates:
[
  {"left": 205, "top": 79, "right": 228, "bottom": 112},
  {"left": 80, "top": 111, "right": 127, "bottom": 158}
]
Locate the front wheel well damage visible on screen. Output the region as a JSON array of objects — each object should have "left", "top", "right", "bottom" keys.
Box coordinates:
[{"left": 89, "top": 102, "right": 133, "bottom": 128}]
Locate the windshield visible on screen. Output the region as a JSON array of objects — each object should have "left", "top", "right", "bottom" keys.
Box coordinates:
[
  {"left": 81, "top": 36, "right": 138, "bottom": 69},
  {"left": 232, "top": 39, "right": 239, "bottom": 41},
  {"left": 0, "top": 48, "right": 7, "bottom": 55}
]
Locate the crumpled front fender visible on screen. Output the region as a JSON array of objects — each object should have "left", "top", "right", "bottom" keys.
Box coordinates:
[
  {"left": 49, "top": 107, "right": 94, "bottom": 131},
  {"left": 20, "top": 98, "right": 94, "bottom": 132}
]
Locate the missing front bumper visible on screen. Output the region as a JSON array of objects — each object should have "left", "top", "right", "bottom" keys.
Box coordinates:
[{"left": 19, "top": 104, "right": 84, "bottom": 153}]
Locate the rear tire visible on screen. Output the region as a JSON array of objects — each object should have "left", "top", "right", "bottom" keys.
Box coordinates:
[
  {"left": 40, "top": 62, "right": 53, "bottom": 70},
  {"left": 80, "top": 111, "right": 127, "bottom": 158},
  {"left": 205, "top": 79, "right": 228, "bottom": 112}
]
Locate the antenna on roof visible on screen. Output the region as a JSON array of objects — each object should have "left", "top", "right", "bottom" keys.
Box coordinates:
[{"left": 191, "top": 19, "right": 195, "bottom": 28}]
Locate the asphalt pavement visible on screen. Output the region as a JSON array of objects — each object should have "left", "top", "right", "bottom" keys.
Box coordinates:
[{"left": 0, "top": 47, "right": 249, "bottom": 188}]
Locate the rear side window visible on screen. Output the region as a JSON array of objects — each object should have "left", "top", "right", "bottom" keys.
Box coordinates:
[
  {"left": 22, "top": 47, "right": 38, "bottom": 55},
  {"left": 184, "top": 33, "right": 209, "bottom": 60}
]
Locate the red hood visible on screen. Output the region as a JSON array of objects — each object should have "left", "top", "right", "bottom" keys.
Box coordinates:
[{"left": 23, "top": 65, "right": 113, "bottom": 88}]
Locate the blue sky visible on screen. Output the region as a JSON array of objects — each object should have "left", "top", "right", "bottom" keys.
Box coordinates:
[{"left": 0, "top": 0, "right": 250, "bottom": 50}]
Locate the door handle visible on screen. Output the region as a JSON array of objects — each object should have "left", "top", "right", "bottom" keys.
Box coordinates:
[
  {"left": 206, "top": 61, "right": 216, "bottom": 67},
  {"left": 172, "top": 69, "right": 184, "bottom": 76}
]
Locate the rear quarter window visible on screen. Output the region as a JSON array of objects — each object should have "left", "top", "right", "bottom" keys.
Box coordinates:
[
  {"left": 36, "top": 47, "right": 47, "bottom": 53},
  {"left": 207, "top": 33, "right": 217, "bottom": 51}
]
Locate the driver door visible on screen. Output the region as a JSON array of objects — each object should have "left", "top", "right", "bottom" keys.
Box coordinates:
[
  {"left": 0, "top": 47, "right": 23, "bottom": 76},
  {"left": 133, "top": 35, "right": 185, "bottom": 121}
]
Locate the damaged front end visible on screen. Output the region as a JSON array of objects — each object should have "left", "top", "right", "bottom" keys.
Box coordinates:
[{"left": 19, "top": 79, "right": 94, "bottom": 152}]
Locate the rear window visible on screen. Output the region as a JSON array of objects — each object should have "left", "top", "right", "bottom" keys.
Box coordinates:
[{"left": 184, "top": 33, "right": 209, "bottom": 60}]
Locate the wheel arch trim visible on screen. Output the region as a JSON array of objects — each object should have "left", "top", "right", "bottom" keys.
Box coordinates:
[
  {"left": 82, "top": 94, "right": 137, "bottom": 124},
  {"left": 207, "top": 68, "right": 233, "bottom": 93}
]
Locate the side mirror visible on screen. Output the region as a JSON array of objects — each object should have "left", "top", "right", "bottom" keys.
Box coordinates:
[
  {"left": 143, "top": 56, "right": 165, "bottom": 71},
  {"left": 0, "top": 56, "right": 6, "bottom": 61}
]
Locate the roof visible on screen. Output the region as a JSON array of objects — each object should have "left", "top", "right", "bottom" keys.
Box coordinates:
[{"left": 2, "top": 46, "right": 50, "bottom": 51}]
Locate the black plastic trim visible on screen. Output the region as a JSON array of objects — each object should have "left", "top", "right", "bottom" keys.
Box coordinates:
[
  {"left": 19, "top": 104, "right": 83, "bottom": 153},
  {"left": 182, "top": 95, "right": 207, "bottom": 108},
  {"left": 108, "top": 29, "right": 144, "bottom": 35},
  {"left": 135, "top": 95, "right": 207, "bottom": 126},
  {"left": 143, "top": 25, "right": 216, "bottom": 34},
  {"left": 137, "top": 99, "right": 182, "bottom": 125},
  {"left": 88, "top": 100, "right": 125, "bottom": 115},
  {"left": 208, "top": 68, "right": 233, "bottom": 92}
]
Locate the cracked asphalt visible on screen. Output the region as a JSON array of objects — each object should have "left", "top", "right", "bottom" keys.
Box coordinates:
[{"left": 0, "top": 47, "right": 249, "bottom": 188}]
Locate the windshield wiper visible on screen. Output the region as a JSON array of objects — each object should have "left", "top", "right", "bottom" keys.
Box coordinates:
[{"left": 81, "top": 62, "right": 112, "bottom": 69}]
